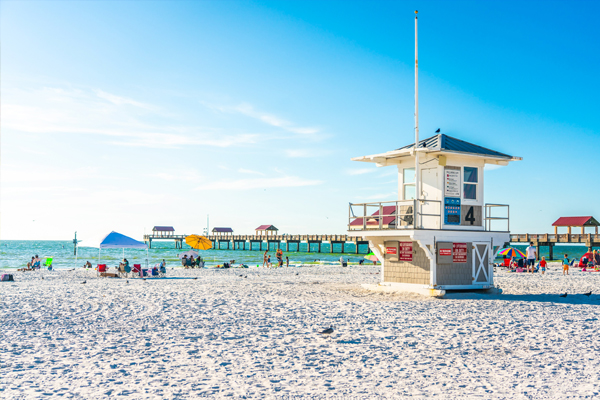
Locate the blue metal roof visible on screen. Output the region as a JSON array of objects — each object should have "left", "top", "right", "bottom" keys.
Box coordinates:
[{"left": 397, "top": 134, "right": 514, "bottom": 159}]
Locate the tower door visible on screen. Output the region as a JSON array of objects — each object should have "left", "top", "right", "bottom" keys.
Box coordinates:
[
  {"left": 420, "top": 168, "right": 440, "bottom": 229},
  {"left": 472, "top": 242, "right": 491, "bottom": 284}
]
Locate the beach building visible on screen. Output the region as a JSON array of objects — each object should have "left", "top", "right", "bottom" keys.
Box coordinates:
[
  {"left": 212, "top": 227, "right": 233, "bottom": 236},
  {"left": 552, "top": 216, "right": 599, "bottom": 235},
  {"left": 152, "top": 226, "right": 175, "bottom": 237},
  {"left": 348, "top": 133, "right": 520, "bottom": 296},
  {"left": 255, "top": 225, "right": 278, "bottom": 237}
]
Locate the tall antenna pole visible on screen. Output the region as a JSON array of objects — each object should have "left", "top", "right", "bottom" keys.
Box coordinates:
[{"left": 414, "top": 10, "right": 420, "bottom": 228}]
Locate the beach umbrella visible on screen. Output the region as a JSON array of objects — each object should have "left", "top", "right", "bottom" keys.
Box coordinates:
[
  {"left": 185, "top": 235, "right": 213, "bottom": 250},
  {"left": 178, "top": 251, "right": 199, "bottom": 259},
  {"left": 498, "top": 248, "right": 525, "bottom": 258},
  {"left": 364, "top": 252, "right": 379, "bottom": 262}
]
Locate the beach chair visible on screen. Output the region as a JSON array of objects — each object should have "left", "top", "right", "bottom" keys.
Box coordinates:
[
  {"left": 97, "top": 264, "right": 107, "bottom": 277},
  {"left": 132, "top": 264, "right": 142, "bottom": 277},
  {"left": 119, "top": 264, "right": 131, "bottom": 278},
  {"left": 45, "top": 257, "right": 53, "bottom": 271},
  {"left": 159, "top": 265, "right": 166, "bottom": 277},
  {"left": 33, "top": 260, "right": 41, "bottom": 270}
]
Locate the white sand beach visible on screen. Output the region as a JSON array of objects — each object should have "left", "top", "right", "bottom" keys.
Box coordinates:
[{"left": 2, "top": 264, "right": 599, "bottom": 399}]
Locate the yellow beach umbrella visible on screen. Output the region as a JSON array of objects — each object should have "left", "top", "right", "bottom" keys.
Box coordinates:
[{"left": 185, "top": 234, "right": 213, "bottom": 250}]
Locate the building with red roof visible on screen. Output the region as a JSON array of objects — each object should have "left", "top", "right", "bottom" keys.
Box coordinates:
[
  {"left": 255, "top": 225, "right": 278, "bottom": 236},
  {"left": 552, "top": 216, "right": 599, "bottom": 235}
]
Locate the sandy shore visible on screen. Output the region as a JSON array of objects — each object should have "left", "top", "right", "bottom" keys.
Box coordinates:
[{"left": 2, "top": 264, "right": 599, "bottom": 399}]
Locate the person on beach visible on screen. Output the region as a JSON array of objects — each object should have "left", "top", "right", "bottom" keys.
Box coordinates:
[
  {"left": 359, "top": 259, "right": 364, "bottom": 265},
  {"left": 563, "top": 254, "right": 570, "bottom": 275},
  {"left": 539, "top": 256, "right": 547, "bottom": 275},
  {"left": 286, "top": 256, "right": 289, "bottom": 267},
  {"left": 340, "top": 256, "right": 347, "bottom": 267},
  {"left": 84, "top": 261, "right": 92, "bottom": 269},
  {"left": 181, "top": 255, "right": 188, "bottom": 268},
  {"left": 276, "top": 249, "right": 283, "bottom": 268},
  {"left": 263, "top": 250, "right": 268, "bottom": 268},
  {"left": 267, "top": 255, "right": 272, "bottom": 268},
  {"left": 526, "top": 242, "right": 537, "bottom": 273}
]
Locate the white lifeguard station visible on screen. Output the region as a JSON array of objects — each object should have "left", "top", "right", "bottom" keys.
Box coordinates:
[{"left": 348, "top": 11, "right": 521, "bottom": 296}]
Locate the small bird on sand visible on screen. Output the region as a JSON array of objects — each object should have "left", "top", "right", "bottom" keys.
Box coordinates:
[
  {"left": 435, "top": 128, "right": 441, "bottom": 133},
  {"left": 296, "top": 273, "right": 299, "bottom": 276},
  {"left": 126, "top": 280, "right": 129, "bottom": 284},
  {"left": 42, "top": 277, "right": 44, "bottom": 280},
  {"left": 319, "top": 327, "right": 334, "bottom": 335},
  {"left": 244, "top": 275, "right": 247, "bottom": 278},
  {"left": 81, "top": 280, "right": 86, "bottom": 284},
  {"left": 583, "top": 291, "right": 592, "bottom": 296},
  {"left": 559, "top": 293, "right": 567, "bottom": 298}
]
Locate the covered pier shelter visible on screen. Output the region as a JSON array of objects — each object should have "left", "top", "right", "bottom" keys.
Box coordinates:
[{"left": 552, "top": 216, "right": 599, "bottom": 235}]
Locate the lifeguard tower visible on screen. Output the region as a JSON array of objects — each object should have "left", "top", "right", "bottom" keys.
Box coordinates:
[{"left": 347, "top": 11, "right": 521, "bottom": 296}]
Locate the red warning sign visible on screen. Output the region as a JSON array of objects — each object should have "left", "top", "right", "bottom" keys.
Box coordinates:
[
  {"left": 399, "top": 242, "right": 413, "bottom": 261},
  {"left": 386, "top": 247, "right": 397, "bottom": 255},
  {"left": 453, "top": 243, "right": 467, "bottom": 263},
  {"left": 439, "top": 248, "right": 452, "bottom": 256}
]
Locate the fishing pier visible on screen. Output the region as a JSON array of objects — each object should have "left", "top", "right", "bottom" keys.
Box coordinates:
[{"left": 142, "top": 233, "right": 370, "bottom": 253}]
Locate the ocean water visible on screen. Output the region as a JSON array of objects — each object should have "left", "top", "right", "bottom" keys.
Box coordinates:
[
  {"left": 0, "top": 240, "right": 593, "bottom": 270},
  {"left": 0, "top": 240, "right": 369, "bottom": 270}
]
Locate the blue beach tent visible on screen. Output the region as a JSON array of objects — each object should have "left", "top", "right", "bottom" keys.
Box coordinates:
[
  {"left": 98, "top": 231, "right": 148, "bottom": 276},
  {"left": 100, "top": 231, "right": 148, "bottom": 249}
]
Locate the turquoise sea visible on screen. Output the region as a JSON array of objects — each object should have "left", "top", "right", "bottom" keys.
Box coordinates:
[
  {"left": 0, "top": 240, "right": 369, "bottom": 270},
  {"left": 0, "top": 240, "right": 593, "bottom": 270}
]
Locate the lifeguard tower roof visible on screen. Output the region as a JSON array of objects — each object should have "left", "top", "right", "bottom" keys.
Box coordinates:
[{"left": 353, "top": 134, "right": 521, "bottom": 165}]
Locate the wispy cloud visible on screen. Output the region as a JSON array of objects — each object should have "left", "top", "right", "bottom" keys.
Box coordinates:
[
  {"left": 94, "top": 89, "right": 154, "bottom": 109},
  {"left": 238, "top": 168, "right": 266, "bottom": 176},
  {"left": 195, "top": 176, "right": 323, "bottom": 191},
  {"left": 3, "top": 87, "right": 261, "bottom": 149},
  {"left": 150, "top": 171, "right": 203, "bottom": 181},
  {"left": 209, "top": 102, "right": 319, "bottom": 135},
  {"left": 284, "top": 148, "right": 331, "bottom": 158},
  {"left": 347, "top": 168, "right": 378, "bottom": 175}
]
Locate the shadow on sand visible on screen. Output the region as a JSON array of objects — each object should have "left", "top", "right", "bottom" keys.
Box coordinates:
[{"left": 443, "top": 291, "right": 600, "bottom": 305}]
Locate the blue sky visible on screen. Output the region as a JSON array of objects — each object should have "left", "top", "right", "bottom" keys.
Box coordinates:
[{"left": 2, "top": 0, "right": 599, "bottom": 241}]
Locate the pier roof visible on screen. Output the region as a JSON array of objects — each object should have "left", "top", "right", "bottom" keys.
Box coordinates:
[
  {"left": 352, "top": 134, "right": 522, "bottom": 165},
  {"left": 213, "top": 227, "right": 233, "bottom": 233},
  {"left": 153, "top": 226, "right": 175, "bottom": 232},
  {"left": 552, "top": 216, "right": 599, "bottom": 227},
  {"left": 256, "top": 225, "right": 278, "bottom": 231}
]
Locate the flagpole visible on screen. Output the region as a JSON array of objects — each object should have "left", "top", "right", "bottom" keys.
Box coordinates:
[{"left": 414, "top": 10, "right": 420, "bottom": 228}]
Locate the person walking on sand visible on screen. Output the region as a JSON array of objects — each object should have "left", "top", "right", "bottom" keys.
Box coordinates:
[
  {"left": 539, "top": 256, "right": 547, "bottom": 275},
  {"left": 286, "top": 256, "right": 289, "bottom": 267},
  {"left": 526, "top": 242, "right": 537, "bottom": 273},
  {"left": 276, "top": 249, "right": 283, "bottom": 268},
  {"left": 267, "top": 255, "right": 272, "bottom": 268},
  {"left": 263, "top": 250, "right": 268, "bottom": 268},
  {"left": 562, "top": 254, "right": 570, "bottom": 276},
  {"left": 340, "top": 255, "right": 347, "bottom": 267}
]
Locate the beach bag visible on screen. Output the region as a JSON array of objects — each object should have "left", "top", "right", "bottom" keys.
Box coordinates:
[{"left": 1, "top": 274, "right": 14, "bottom": 282}]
